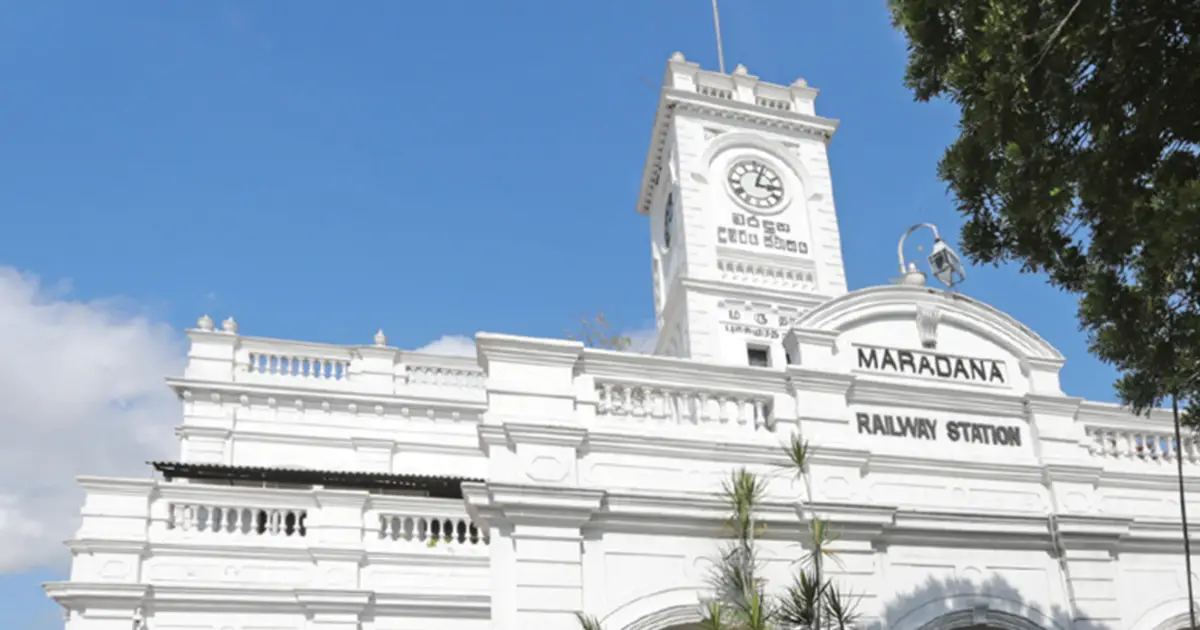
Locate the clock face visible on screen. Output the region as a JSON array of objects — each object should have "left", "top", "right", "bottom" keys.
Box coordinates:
[
  {"left": 727, "top": 159, "right": 784, "bottom": 211},
  {"left": 663, "top": 193, "right": 674, "bottom": 249}
]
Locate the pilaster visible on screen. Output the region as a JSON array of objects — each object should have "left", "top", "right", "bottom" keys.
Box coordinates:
[
  {"left": 1026, "top": 394, "right": 1087, "bottom": 462},
  {"left": 71, "top": 477, "right": 154, "bottom": 584},
  {"left": 785, "top": 328, "right": 854, "bottom": 447},
  {"left": 476, "top": 333, "right": 583, "bottom": 426},
  {"left": 308, "top": 490, "right": 369, "bottom": 591},
  {"left": 464, "top": 482, "right": 604, "bottom": 630},
  {"left": 1053, "top": 515, "right": 1131, "bottom": 628},
  {"left": 183, "top": 326, "right": 239, "bottom": 381},
  {"left": 354, "top": 344, "right": 399, "bottom": 394}
]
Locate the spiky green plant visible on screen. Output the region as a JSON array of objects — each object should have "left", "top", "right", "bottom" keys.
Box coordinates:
[{"left": 576, "top": 433, "right": 861, "bottom": 630}]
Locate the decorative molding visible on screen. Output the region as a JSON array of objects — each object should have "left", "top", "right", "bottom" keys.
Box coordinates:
[
  {"left": 866, "top": 453, "right": 1045, "bottom": 484},
  {"left": 503, "top": 423, "right": 588, "bottom": 448},
  {"left": 1025, "top": 394, "right": 1084, "bottom": 417},
  {"left": 848, "top": 377, "right": 1028, "bottom": 417},
  {"left": 785, "top": 367, "right": 854, "bottom": 395},
  {"left": 166, "top": 378, "right": 487, "bottom": 414},
  {"left": 583, "top": 430, "right": 788, "bottom": 464},
  {"left": 582, "top": 347, "right": 789, "bottom": 394}
]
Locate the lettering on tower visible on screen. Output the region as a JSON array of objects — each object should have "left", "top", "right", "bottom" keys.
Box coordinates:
[
  {"left": 720, "top": 301, "right": 801, "bottom": 340},
  {"left": 854, "top": 344, "right": 1008, "bottom": 385},
  {"left": 716, "top": 212, "right": 809, "bottom": 256}
]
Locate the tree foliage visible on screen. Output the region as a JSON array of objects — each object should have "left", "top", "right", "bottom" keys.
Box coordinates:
[
  {"left": 576, "top": 436, "right": 860, "bottom": 630},
  {"left": 888, "top": 0, "right": 1200, "bottom": 418},
  {"left": 567, "top": 313, "right": 632, "bottom": 351}
]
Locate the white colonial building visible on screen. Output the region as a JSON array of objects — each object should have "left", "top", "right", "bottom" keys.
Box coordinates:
[{"left": 46, "top": 54, "right": 1200, "bottom": 630}]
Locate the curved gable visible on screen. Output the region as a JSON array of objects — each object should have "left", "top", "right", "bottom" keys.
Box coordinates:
[
  {"left": 792, "top": 285, "right": 1064, "bottom": 394},
  {"left": 797, "top": 285, "right": 1063, "bottom": 363}
]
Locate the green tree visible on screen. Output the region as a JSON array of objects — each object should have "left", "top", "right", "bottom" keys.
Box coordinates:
[
  {"left": 889, "top": 2, "right": 1200, "bottom": 625},
  {"left": 886, "top": 0, "right": 1200, "bottom": 420},
  {"left": 575, "top": 436, "right": 860, "bottom": 630}
]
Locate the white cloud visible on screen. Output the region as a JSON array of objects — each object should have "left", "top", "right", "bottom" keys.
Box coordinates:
[
  {"left": 0, "top": 268, "right": 184, "bottom": 572},
  {"left": 623, "top": 327, "right": 658, "bottom": 354},
  {"left": 412, "top": 334, "right": 477, "bottom": 357}
]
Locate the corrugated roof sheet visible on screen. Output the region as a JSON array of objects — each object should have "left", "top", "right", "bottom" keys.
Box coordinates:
[{"left": 148, "top": 461, "right": 481, "bottom": 499}]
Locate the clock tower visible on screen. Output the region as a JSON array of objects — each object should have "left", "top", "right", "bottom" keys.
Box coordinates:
[{"left": 639, "top": 53, "right": 848, "bottom": 366}]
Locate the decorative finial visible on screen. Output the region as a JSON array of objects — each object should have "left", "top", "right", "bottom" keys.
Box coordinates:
[
  {"left": 733, "top": 64, "right": 749, "bottom": 76},
  {"left": 373, "top": 329, "right": 387, "bottom": 347},
  {"left": 670, "top": 51, "right": 686, "bottom": 62},
  {"left": 221, "top": 316, "right": 238, "bottom": 334},
  {"left": 197, "top": 314, "right": 214, "bottom": 331},
  {"left": 791, "top": 77, "right": 808, "bottom": 88}
]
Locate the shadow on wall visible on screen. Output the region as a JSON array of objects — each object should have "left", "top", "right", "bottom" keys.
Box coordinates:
[{"left": 876, "top": 574, "right": 1097, "bottom": 630}]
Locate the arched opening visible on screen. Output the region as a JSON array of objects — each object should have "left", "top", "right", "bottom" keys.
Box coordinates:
[{"left": 916, "top": 608, "right": 1050, "bottom": 630}]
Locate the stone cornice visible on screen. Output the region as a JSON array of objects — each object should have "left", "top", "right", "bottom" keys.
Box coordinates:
[
  {"left": 866, "top": 453, "right": 1046, "bottom": 484},
  {"left": 474, "top": 333, "right": 582, "bottom": 369},
  {"left": 581, "top": 348, "right": 789, "bottom": 394},
  {"left": 786, "top": 328, "right": 840, "bottom": 348},
  {"left": 67, "top": 538, "right": 148, "bottom": 556},
  {"left": 503, "top": 423, "right": 588, "bottom": 448},
  {"left": 666, "top": 89, "right": 839, "bottom": 141},
  {"left": 1052, "top": 514, "right": 1132, "bottom": 550},
  {"left": 1024, "top": 393, "right": 1084, "bottom": 417},
  {"left": 678, "top": 277, "right": 828, "bottom": 311},
  {"left": 77, "top": 476, "right": 155, "bottom": 496},
  {"left": 598, "top": 490, "right": 805, "bottom": 539},
  {"left": 786, "top": 367, "right": 854, "bottom": 395},
  {"left": 1043, "top": 462, "right": 1104, "bottom": 484},
  {"left": 886, "top": 510, "right": 1054, "bottom": 549},
  {"left": 294, "top": 588, "right": 373, "bottom": 616},
  {"left": 1100, "top": 469, "right": 1200, "bottom": 492},
  {"left": 44, "top": 581, "right": 149, "bottom": 611},
  {"left": 583, "top": 430, "right": 789, "bottom": 464},
  {"left": 463, "top": 482, "right": 604, "bottom": 530},
  {"left": 372, "top": 591, "right": 490, "bottom": 618},
  {"left": 848, "top": 377, "right": 1027, "bottom": 417},
  {"left": 165, "top": 378, "right": 487, "bottom": 413}
]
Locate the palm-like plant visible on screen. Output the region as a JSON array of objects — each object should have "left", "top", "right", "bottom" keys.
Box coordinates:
[{"left": 575, "top": 434, "right": 861, "bottom": 630}]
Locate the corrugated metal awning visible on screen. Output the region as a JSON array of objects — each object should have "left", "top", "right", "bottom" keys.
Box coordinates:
[{"left": 149, "top": 461, "right": 480, "bottom": 499}]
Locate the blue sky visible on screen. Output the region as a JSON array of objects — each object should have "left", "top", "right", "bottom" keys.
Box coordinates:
[{"left": 0, "top": 1, "right": 1123, "bottom": 627}]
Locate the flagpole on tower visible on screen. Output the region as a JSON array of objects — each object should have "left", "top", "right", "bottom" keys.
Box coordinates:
[{"left": 711, "top": 0, "right": 726, "bottom": 74}]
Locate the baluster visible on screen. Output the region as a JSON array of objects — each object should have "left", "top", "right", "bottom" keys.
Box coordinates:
[{"left": 600, "top": 384, "right": 614, "bottom": 414}]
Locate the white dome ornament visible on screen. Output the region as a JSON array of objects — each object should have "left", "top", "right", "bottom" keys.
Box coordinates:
[
  {"left": 221, "top": 316, "right": 238, "bottom": 334},
  {"left": 197, "top": 314, "right": 214, "bottom": 331},
  {"left": 373, "top": 329, "right": 388, "bottom": 347}
]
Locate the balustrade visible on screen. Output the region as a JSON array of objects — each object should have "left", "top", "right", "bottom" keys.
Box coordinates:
[
  {"left": 377, "top": 512, "right": 488, "bottom": 547},
  {"left": 595, "top": 381, "right": 774, "bottom": 432},
  {"left": 1086, "top": 425, "right": 1200, "bottom": 463},
  {"left": 167, "top": 502, "right": 308, "bottom": 537}
]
